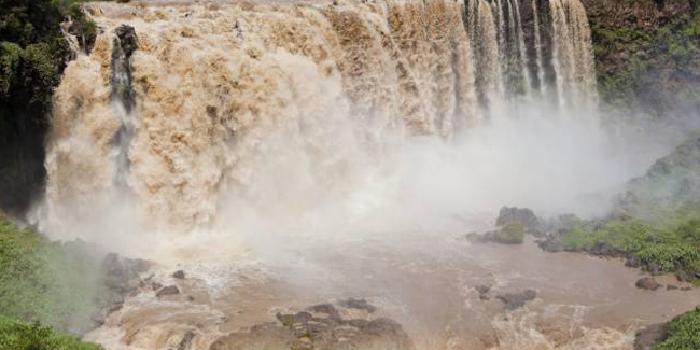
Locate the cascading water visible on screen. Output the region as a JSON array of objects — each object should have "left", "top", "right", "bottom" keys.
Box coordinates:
[
  {"left": 531, "top": 0, "right": 545, "bottom": 95},
  {"left": 41, "top": 0, "right": 600, "bottom": 239}
]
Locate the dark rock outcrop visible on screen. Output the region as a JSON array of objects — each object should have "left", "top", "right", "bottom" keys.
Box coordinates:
[
  {"left": 496, "top": 289, "right": 537, "bottom": 311},
  {"left": 210, "top": 300, "right": 413, "bottom": 350},
  {"left": 635, "top": 277, "right": 661, "bottom": 291},
  {"left": 156, "top": 285, "right": 180, "bottom": 298},
  {"left": 496, "top": 207, "right": 541, "bottom": 232},
  {"left": 634, "top": 323, "right": 669, "bottom": 350},
  {"left": 338, "top": 298, "right": 377, "bottom": 313}
]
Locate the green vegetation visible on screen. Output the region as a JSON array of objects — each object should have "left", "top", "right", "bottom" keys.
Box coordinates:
[
  {"left": 0, "top": 214, "right": 105, "bottom": 333},
  {"left": 654, "top": 307, "right": 700, "bottom": 350},
  {"left": 553, "top": 131, "right": 700, "bottom": 278},
  {"left": 592, "top": 13, "right": 700, "bottom": 116},
  {"left": 560, "top": 217, "right": 700, "bottom": 274},
  {"left": 0, "top": 316, "right": 101, "bottom": 350},
  {"left": 0, "top": 0, "right": 97, "bottom": 214},
  {"left": 495, "top": 224, "right": 525, "bottom": 244}
]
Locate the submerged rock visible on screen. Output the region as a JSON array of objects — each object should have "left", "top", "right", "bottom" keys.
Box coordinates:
[
  {"left": 172, "top": 270, "right": 185, "bottom": 279},
  {"left": 635, "top": 277, "right": 661, "bottom": 291},
  {"left": 338, "top": 298, "right": 377, "bottom": 313},
  {"left": 156, "top": 285, "right": 180, "bottom": 297},
  {"left": 634, "top": 323, "right": 668, "bottom": 350},
  {"left": 210, "top": 300, "right": 413, "bottom": 350},
  {"left": 496, "top": 290, "right": 537, "bottom": 310}
]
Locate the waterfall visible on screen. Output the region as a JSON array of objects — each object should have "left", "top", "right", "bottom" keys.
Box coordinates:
[
  {"left": 42, "top": 0, "right": 599, "bottom": 233},
  {"left": 512, "top": 0, "right": 531, "bottom": 98},
  {"left": 110, "top": 25, "right": 138, "bottom": 188},
  {"left": 549, "top": 0, "right": 597, "bottom": 109},
  {"left": 532, "top": 0, "right": 545, "bottom": 95},
  {"left": 473, "top": 0, "right": 505, "bottom": 114}
]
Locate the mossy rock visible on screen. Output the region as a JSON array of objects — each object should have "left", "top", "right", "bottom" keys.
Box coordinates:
[{"left": 494, "top": 224, "right": 525, "bottom": 244}]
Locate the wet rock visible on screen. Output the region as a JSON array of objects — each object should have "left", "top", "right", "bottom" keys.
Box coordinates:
[
  {"left": 496, "top": 289, "right": 537, "bottom": 310},
  {"left": 114, "top": 25, "right": 138, "bottom": 58},
  {"left": 646, "top": 263, "right": 662, "bottom": 276},
  {"left": 307, "top": 304, "right": 340, "bottom": 319},
  {"left": 626, "top": 255, "right": 641, "bottom": 268},
  {"left": 339, "top": 298, "right": 377, "bottom": 313},
  {"left": 588, "top": 241, "right": 622, "bottom": 257},
  {"left": 212, "top": 300, "right": 412, "bottom": 350},
  {"left": 537, "top": 237, "right": 564, "bottom": 253},
  {"left": 172, "top": 270, "right": 185, "bottom": 279},
  {"left": 156, "top": 285, "right": 180, "bottom": 297},
  {"left": 94, "top": 253, "right": 151, "bottom": 328},
  {"left": 277, "top": 311, "right": 313, "bottom": 326},
  {"left": 634, "top": 323, "right": 668, "bottom": 350},
  {"left": 475, "top": 284, "right": 491, "bottom": 300},
  {"left": 177, "top": 330, "right": 196, "bottom": 350},
  {"left": 675, "top": 270, "right": 694, "bottom": 282},
  {"left": 495, "top": 207, "right": 542, "bottom": 234},
  {"left": 635, "top": 277, "right": 661, "bottom": 291}
]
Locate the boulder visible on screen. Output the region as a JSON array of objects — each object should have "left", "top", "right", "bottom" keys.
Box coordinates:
[
  {"left": 635, "top": 277, "right": 661, "bottom": 291},
  {"left": 496, "top": 290, "right": 537, "bottom": 311},
  {"left": 211, "top": 300, "right": 413, "bottom": 350},
  {"left": 172, "top": 270, "right": 185, "bottom": 279},
  {"left": 495, "top": 207, "right": 542, "bottom": 234},
  {"left": 634, "top": 323, "right": 668, "bottom": 350},
  {"left": 338, "top": 298, "right": 377, "bottom": 313},
  {"left": 156, "top": 285, "right": 180, "bottom": 297}
]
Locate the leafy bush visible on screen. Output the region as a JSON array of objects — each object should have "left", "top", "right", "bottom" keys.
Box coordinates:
[
  {"left": 0, "top": 317, "right": 101, "bottom": 350},
  {"left": 559, "top": 216, "right": 700, "bottom": 275},
  {"left": 654, "top": 307, "right": 700, "bottom": 350},
  {"left": 495, "top": 224, "right": 525, "bottom": 244},
  {"left": 637, "top": 244, "right": 700, "bottom": 272}
]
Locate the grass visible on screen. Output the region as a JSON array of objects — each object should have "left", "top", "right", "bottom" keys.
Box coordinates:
[
  {"left": 559, "top": 215, "right": 700, "bottom": 275},
  {"left": 0, "top": 214, "right": 105, "bottom": 332},
  {"left": 0, "top": 316, "right": 101, "bottom": 350},
  {"left": 654, "top": 307, "right": 700, "bottom": 350}
]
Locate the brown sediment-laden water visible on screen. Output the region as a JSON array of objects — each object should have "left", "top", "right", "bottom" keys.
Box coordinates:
[
  {"left": 36, "top": 1, "right": 696, "bottom": 349},
  {"left": 85, "top": 232, "right": 700, "bottom": 349}
]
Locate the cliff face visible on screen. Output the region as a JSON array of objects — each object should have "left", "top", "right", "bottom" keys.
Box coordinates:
[{"left": 582, "top": 0, "right": 700, "bottom": 117}]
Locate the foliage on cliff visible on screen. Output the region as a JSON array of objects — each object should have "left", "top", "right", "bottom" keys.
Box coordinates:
[
  {"left": 549, "top": 132, "right": 700, "bottom": 277},
  {"left": 588, "top": 0, "right": 700, "bottom": 117},
  {"left": 0, "top": 316, "right": 102, "bottom": 350},
  {"left": 0, "top": 0, "right": 96, "bottom": 215},
  {"left": 0, "top": 214, "right": 105, "bottom": 332}
]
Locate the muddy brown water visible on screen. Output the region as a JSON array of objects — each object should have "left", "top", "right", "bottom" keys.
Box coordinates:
[{"left": 86, "top": 232, "right": 700, "bottom": 350}]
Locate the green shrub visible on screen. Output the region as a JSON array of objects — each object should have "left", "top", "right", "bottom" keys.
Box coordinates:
[
  {"left": 0, "top": 317, "right": 101, "bottom": 350},
  {"left": 558, "top": 216, "right": 700, "bottom": 274},
  {"left": 637, "top": 244, "right": 700, "bottom": 272},
  {"left": 495, "top": 224, "right": 525, "bottom": 244},
  {"left": 654, "top": 307, "right": 700, "bottom": 350}
]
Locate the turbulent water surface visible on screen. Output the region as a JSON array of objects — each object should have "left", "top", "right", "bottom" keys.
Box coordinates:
[{"left": 35, "top": 0, "right": 699, "bottom": 349}]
